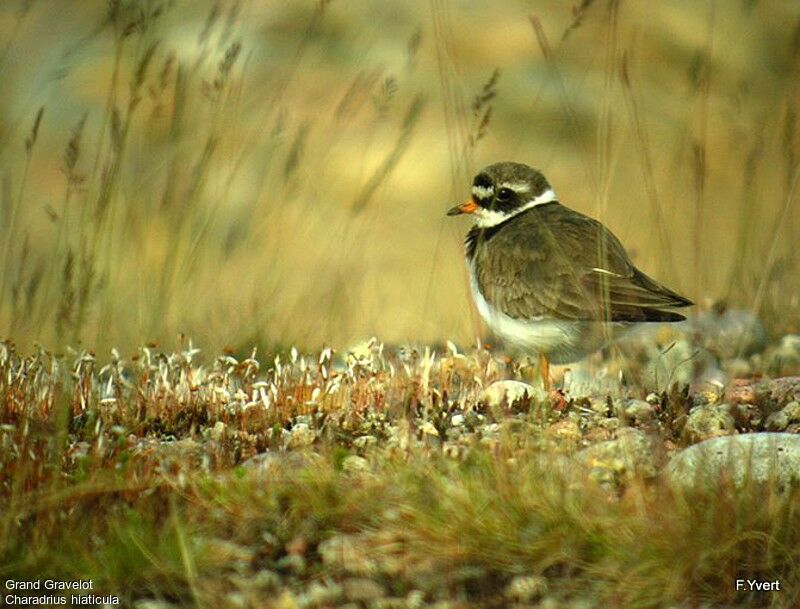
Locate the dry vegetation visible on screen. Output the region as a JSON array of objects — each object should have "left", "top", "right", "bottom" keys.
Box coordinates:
[
  {"left": 0, "top": 0, "right": 799, "bottom": 352},
  {"left": 1, "top": 338, "right": 799, "bottom": 608},
  {"left": 1, "top": 0, "right": 800, "bottom": 607}
]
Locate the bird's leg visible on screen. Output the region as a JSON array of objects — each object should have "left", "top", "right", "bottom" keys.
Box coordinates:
[{"left": 538, "top": 352, "right": 551, "bottom": 391}]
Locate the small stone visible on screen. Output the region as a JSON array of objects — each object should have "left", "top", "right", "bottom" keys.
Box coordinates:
[
  {"left": 589, "top": 397, "right": 611, "bottom": 415},
  {"left": 405, "top": 590, "right": 425, "bottom": 609},
  {"left": 581, "top": 428, "right": 657, "bottom": 483},
  {"left": 272, "top": 591, "right": 300, "bottom": 609},
  {"left": 242, "top": 451, "right": 317, "bottom": 475},
  {"left": 210, "top": 420, "right": 226, "bottom": 441},
  {"left": 683, "top": 404, "right": 735, "bottom": 443},
  {"left": 318, "top": 535, "right": 376, "bottom": 575},
  {"left": 505, "top": 574, "right": 548, "bottom": 602},
  {"left": 298, "top": 581, "right": 343, "bottom": 607},
  {"left": 754, "top": 377, "right": 800, "bottom": 412},
  {"left": 276, "top": 553, "right": 306, "bottom": 574},
  {"left": 342, "top": 455, "right": 370, "bottom": 474},
  {"left": 481, "top": 380, "right": 540, "bottom": 408},
  {"left": 624, "top": 400, "right": 656, "bottom": 424},
  {"left": 440, "top": 353, "right": 475, "bottom": 379},
  {"left": 285, "top": 423, "right": 316, "bottom": 449},
  {"left": 342, "top": 578, "right": 385, "bottom": 602},
  {"left": 463, "top": 411, "right": 484, "bottom": 429},
  {"left": 546, "top": 419, "right": 582, "bottom": 445},
  {"left": 584, "top": 427, "right": 613, "bottom": 443},
  {"left": 597, "top": 417, "right": 620, "bottom": 431},
  {"left": 419, "top": 421, "right": 439, "bottom": 437},
  {"left": 371, "top": 598, "right": 410, "bottom": 609},
  {"left": 668, "top": 433, "right": 800, "bottom": 490},
  {"left": 203, "top": 539, "right": 254, "bottom": 572},
  {"left": 689, "top": 379, "right": 724, "bottom": 406},
  {"left": 224, "top": 592, "right": 247, "bottom": 609},
  {"left": 353, "top": 435, "right": 377, "bottom": 449},
  {"left": 725, "top": 378, "right": 757, "bottom": 405},
  {"left": 251, "top": 569, "right": 281, "bottom": 590},
  {"left": 764, "top": 401, "right": 800, "bottom": 432},
  {"left": 730, "top": 402, "right": 762, "bottom": 431},
  {"left": 451, "top": 413, "right": 464, "bottom": 426}
]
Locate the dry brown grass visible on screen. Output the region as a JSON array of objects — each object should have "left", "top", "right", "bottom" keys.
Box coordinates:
[
  {"left": 1, "top": 339, "right": 798, "bottom": 608},
  {"left": 0, "top": 1, "right": 798, "bottom": 354}
]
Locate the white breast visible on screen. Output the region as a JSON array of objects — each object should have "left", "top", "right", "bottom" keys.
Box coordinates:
[{"left": 467, "top": 262, "right": 618, "bottom": 363}]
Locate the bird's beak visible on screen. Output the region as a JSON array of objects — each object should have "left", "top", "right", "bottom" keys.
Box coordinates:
[{"left": 446, "top": 199, "right": 478, "bottom": 216}]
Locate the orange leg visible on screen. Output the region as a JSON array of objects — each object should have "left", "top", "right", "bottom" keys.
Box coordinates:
[{"left": 538, "top": 352, "right": 551, "bottom": 391}]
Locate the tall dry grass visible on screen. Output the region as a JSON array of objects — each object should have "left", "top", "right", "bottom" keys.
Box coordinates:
[{"left": 0, "top": 0, "right": 798, "bottom": 356}]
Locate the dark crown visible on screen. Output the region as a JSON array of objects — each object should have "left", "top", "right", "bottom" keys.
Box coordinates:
[{"left": 471, "top": 162, "right": 552, "bottom": 212}]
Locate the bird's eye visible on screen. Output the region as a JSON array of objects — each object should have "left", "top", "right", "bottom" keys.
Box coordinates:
[{"left": 497, "top": 188, "right": 513, "bottom": 201}]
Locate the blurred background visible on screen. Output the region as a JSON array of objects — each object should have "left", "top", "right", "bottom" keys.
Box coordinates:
[{"left": 0, "top": 0, "right": 798, "bottom": 355}]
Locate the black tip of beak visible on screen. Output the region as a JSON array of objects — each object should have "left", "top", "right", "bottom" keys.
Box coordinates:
[{"left": 446, "top": 206, "right": 463, "bottom": 216}]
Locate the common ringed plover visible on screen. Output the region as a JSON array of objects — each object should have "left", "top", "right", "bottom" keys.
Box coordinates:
[{"left": 447, "top": 161, "right": 692, "bottom": 386}]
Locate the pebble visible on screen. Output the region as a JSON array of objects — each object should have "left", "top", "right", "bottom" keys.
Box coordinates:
[
  {"left": 624, "top": 399, "right": 657, "bottom": 424},
  {"left": 342, "top": 455, "right": 370, "bottom": 474},
  {"left": 755, "top": 377, "right": 800, "bottom": 412},
  {"left": 667, "top": 433, "right": 800, "bottom": 489},
  {"left": 342, "top": 578, "right": 385, "bottom": 602},
  {"left": 210, "top": 420, "right": 226, "bottom": 440},
  {"left": 276, "top": 553, "right": 306, "bottom": 574},
  {"left": 353, "top": 435, "right": 378, "bottom": 449},
  {"left": 241, "top": 451, "right": 318, "bottom": 474},
  {"left": 764, "top": 401, "right": 800, "bottom": 431},
  {"left": 318, "top": 535, "right": 377, "bottom": 575},
  {"left": 683, "top": 404, "right": 735, "bottom": 443},
  {"left": 505, "top": 574, "right": 548, "bottom": 602},
  {"left": 730, "top": 402, "right": 762, "bottom": 430},
  {"left": 272, "top": 591, "right": 300, "bottom": 609},
  {"left": 285, "top": 423, "right": 316, "bottom": 449},
  {"left": 297, "top": 581, "right": 343, "bottom": 607},
  {"left": 580, "top": 428, "right": 657, "bottom": 483},
  {"left": 481, "top": 380, "right": 540, "bottom": 407},
  {"left": 546, "top": 419, "right": 582, "bottom": 445},
  {"left": 251, "top": 569, "right": 281, "bottom": 590}
]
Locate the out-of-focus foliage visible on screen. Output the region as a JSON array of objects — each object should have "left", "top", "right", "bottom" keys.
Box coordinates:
[{"left": 0, "top": 0, "right": 798, "bottom": 354}]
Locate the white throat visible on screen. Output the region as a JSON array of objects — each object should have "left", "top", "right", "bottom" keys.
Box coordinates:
[{"left": 473, "top": 188, "right": 557, "bottom": 228}]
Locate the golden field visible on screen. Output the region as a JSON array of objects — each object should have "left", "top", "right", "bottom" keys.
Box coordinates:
[
  {"left": 2, "top": 4, "right": 800, "bottom": 607},
  {"left": 0, "top": 0, "right": 798, "bottom": 354}
]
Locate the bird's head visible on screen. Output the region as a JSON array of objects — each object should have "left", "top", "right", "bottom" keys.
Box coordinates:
[{"left": 447, "top": 162, "right": 557, "bottom": 227}]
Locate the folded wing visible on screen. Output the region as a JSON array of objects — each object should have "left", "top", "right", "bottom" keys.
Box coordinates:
[{"left": 475, "top": 205, "right": 693, "bottom": 322}]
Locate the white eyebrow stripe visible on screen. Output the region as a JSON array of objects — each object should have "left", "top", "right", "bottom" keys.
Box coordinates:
[
  {"left": 499, "top": 181, "right": 531, "bottom": 193},
  {"left": 472, "top": 184, "right": 494, "bottom": 199},
  {"left": 473, "top": 188, "right": 558, "bottom": 228},
  {"left": 518, "top": 188, "right": 557, "bottom": 210}
]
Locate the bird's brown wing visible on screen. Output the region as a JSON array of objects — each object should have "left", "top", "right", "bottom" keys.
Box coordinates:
[{"left": 474, "top": 205, "right": 692, "bottom": 322}]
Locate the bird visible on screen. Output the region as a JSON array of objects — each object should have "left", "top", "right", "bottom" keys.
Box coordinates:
[{"left": 447, "top": 161, "right": 692, "bottom": 388}]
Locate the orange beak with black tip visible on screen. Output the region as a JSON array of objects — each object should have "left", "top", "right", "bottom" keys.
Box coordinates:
[{"left": 446, "top": 199, "right": 479, "bottom": 216}]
